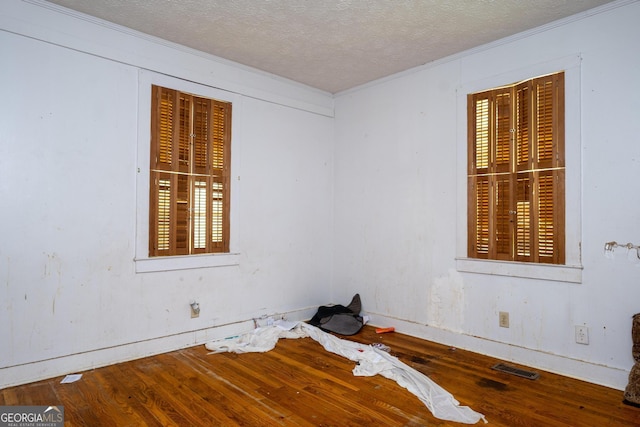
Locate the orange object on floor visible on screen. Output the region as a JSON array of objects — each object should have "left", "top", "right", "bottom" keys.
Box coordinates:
[{"left": 375, "top": 327, "right": 395, "bottom": 334}]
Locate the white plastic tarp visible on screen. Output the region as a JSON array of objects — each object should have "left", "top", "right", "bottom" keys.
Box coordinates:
[{"left": 205, "top": 321, "right": 487, "bottom": 424}]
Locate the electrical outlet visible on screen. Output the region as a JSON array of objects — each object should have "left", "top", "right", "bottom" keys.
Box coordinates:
[
  {"left": 499, "top": 311, "right": 509, "bottom": 328},
  {"left": 575, "top": 325, "right": 589, "bottom": 344},
  {"left": 190, "top": 301, "right": 200, "bottom": 319}
]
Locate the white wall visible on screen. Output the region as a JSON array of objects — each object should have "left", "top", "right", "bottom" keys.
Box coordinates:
[
  {"left": 0, "top": 0, "right": 334, "bottom": 388},
  {"left": 333, "top": 0, "right": 640, "bottom": 390},
  {"left": 2, "top": 0, "right": 639, "bottom": 392}
]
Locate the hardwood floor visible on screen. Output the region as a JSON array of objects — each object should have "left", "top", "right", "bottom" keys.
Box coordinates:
[{"left": 2, "top": 325, "right": 639, "bottom": 426}]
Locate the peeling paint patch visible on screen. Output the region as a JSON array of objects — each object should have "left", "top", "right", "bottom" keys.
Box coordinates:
[{"left": 428, "top": 269, "right": 464, "bottom": 332}]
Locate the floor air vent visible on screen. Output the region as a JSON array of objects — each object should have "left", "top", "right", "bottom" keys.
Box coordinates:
[{"left": 491, "top": 363, "right": 540, "bottom": 380}]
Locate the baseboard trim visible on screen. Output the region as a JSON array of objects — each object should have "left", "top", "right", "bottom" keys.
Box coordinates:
[
  {"left": 5, "top": 308, "right": 626, "bottom": 391},
  {"left": 0, "top": 307, "right": 317, "bottom": 389},
  {"left": 365, "top": 312, "right": 629, "bottom": 391}
]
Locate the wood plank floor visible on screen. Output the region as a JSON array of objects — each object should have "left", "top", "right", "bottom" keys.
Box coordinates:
[{"left": 2, "top": 325, "right": 639, "bottom": 426}]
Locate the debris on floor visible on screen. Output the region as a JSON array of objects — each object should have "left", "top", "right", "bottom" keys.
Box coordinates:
[
  {"left": 206, "top": 321, "right": 487, "bottom": 424},
  {"left": 371, "top": 342, "right": 391, "bottom": 352}
]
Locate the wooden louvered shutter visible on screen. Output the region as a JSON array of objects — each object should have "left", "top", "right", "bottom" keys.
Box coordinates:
[
  {"left": 468, "top": 87, "right": 513, "bottom": 260},
  {"left": 513, "top": 74, "right": 565, "bottom": 263},
  {"left": 150, "top": 86, "right": 175, "bottom": 256},
  {"left": 514, "top": 81, "right": 532, "bottom": 260},
  {"left": 190, "top": 97, "right": 231, "bottom": 254},
  {"left": 468, "top": 94, "right": 490, "bottom": 258},
  {"left": 149, "top": 85, "right": 231, "bottom": 257},
  {"left": 190, "top": 96, "right": 208, "bottom": 254},
  {"left": 468, "top": 72, "right": 564, "bottom": 264},
  {"left": 532, "top": 73, "right": 564, "bottom": 264},
  {"left": 210, "top": 101, "right": 231, "bottom": 251},
  {"left": 494, "top": 89, "right": 513, "bottom": 260}
]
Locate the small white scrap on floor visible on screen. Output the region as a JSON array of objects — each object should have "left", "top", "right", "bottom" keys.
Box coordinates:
[
  {"left": 60, "top": 374, "right": 82, "bottom": 384},
  {"left": 205, "top": 321, "right": 487, "bottom": 425}
]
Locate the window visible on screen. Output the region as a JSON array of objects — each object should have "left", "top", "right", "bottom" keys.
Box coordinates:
[
  {"left": 149, "top": 85, "right": 231, "bottom": 257},
  {"left": 467, "top": 72, "right": 564, "bottom": 264}
]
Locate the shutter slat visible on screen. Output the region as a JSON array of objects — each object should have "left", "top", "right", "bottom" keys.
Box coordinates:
[
  {"left": 474, "top": 97, "right": 489, "bottom": 171},
  {"left": 516, "top": 83, "right": 530, "bottom": 169},
  {"left": 495, "top": 91, "right": 511, "bottom": 171},
  {"left": 178, "top": 95, "right": 191, "bottom": 172},
  {"left": 536, "top": 78, "right": 555, "bottom": 165},
  {"left": 537, "top": 171, "right": 555, "bottom": 260},
  {"left": 175, "top": 174, "right": 190, "bottom": 254},
  {"left": 476, "top": 178, "right": 490, "bottom": 256},
  {"left": 158, "top": 89, "right": 173, "bottom": 166},
  {"left": 193, "top": 97, "right": 209, "bottom": 174},
  {"left": 516, "top": 175, "right": 531, "bottom": 260},
  {"left": 495, "top": 176, "right": 511, "bottom": 259}
]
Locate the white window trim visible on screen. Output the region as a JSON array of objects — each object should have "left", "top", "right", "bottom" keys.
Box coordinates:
[
  {"left": 135, "top": 69, "right": 242, "bottom": 273},
  {"left": 455, "top": 54, "right": 583, "bottom": 283}
]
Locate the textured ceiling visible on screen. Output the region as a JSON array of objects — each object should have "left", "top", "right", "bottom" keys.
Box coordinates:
[{"left": 46, "top": 0, "right": 615, "bottom": 93}]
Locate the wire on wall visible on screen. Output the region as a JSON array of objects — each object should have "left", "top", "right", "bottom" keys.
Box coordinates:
[{"left": 604, "top": 241, "right": 640, "bottom": 260}]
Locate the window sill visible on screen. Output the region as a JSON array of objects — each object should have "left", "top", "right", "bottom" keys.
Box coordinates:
[
  {"left": 135, "top": 252, "right": 240, "bottom": 273},
  {"left": 455, "top": 258, "right": 582, "bottom": 283}
]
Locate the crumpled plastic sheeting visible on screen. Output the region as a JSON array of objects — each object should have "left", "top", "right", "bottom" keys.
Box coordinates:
[{"left": 206, "top": 321, "right": 487, "bottom": 425}]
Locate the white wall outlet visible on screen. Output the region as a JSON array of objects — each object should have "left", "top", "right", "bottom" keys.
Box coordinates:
[
  {"left": 575, "top": 325, "right": 589, "bottom": 344},
  {"left": 190, "top": 301, "right": 200, "bottom": 318},
  {"left": 499, "top": 311, "right": 509, "bottom": 328}
]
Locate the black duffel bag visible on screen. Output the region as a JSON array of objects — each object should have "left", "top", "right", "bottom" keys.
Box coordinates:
[{"left": 308, "top": 294, "right": 363, "bottom": 336}]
